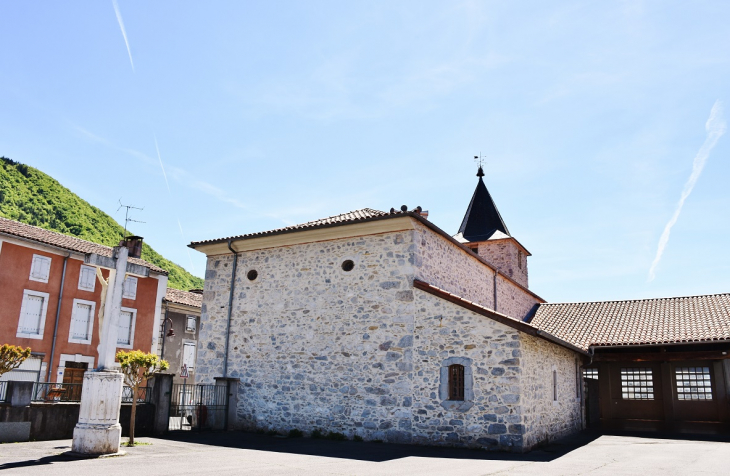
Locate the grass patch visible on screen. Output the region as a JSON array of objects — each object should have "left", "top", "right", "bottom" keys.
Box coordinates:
[
  {"left": 288, "top": 429, "right": 303, "bottom": 438},
  {"left": 122, "top": 441, "right": 152, "bottom": 447},
  {"left": 353, "top": 435, "right": 364, "bottom": 442},
  {"left": 311, "top": 429, "right": 324, "bottom": 439}
]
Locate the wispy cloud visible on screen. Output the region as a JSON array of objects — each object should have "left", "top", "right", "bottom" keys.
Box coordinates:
[
  {"left": 648, "top": 100, "right": 726, "bottom": 281},
  {"left": 112, "top": 0, "right": 135, "bottom": 72}
]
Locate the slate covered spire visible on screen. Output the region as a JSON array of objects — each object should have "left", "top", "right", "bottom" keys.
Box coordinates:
[{"left": 456, "top": 166, "right": 510, "bottom": 242}]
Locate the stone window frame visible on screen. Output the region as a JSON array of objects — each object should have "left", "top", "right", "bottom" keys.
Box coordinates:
[
  {"left": 439, "top": 357, "right": 474, "bottom": 412},
  {"left": 552, "top": 364, "right": 559, "bottom": 404},
  {"left": 338, "top": 255, "right": 359, "bottom": 276}
]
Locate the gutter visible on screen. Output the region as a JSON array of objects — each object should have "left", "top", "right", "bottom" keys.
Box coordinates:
[
  {"left": 160, "top": 300, "right": 169, "bottom": 360},
  {"left": 47, "top": 253, "right": 70, "bottom": 382},
  {"left": 223, "top": 239, "right": 239, "bottom": 379}
]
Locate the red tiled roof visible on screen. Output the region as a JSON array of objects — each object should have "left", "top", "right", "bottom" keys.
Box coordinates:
[
  {"left": 0, "top": 217, "right": 167, "bottom": 274},
  {"left": 190, "top": 208, "right": 395, "bottom": 246},
  {"left": 164, "top": 287, "right": 202, "bottom": 308},
  {"left": 531, "top": 293, "right": 730, "bottom": 350}
]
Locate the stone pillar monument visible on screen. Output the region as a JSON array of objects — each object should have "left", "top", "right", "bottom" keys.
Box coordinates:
[{"left": 71, "top": 246, "right": 128, "bottom": 455}]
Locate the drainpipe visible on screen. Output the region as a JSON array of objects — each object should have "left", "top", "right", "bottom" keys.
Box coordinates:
[
  {"left": 160, "top": 301, "right": 169, "bottom": 360},
  {"left": 223, "top": 239, "right": 238, "bottom": 379},
  {"left": 47, "top": 253, "right": 70, "bottom": 382},
  {"left": 493, "top": 270, "right": 498, "bottom": 312}
]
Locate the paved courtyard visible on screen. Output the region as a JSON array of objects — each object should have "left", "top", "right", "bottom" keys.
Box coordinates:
[{"left": 1, "top": 431, "right": 728, "bottom": 475}]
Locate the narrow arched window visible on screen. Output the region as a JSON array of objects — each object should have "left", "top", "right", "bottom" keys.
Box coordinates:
[{"left": 448, "top": 364, "right": 465, "bottom": 401}]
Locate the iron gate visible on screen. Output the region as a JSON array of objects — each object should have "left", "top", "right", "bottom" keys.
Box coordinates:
[{"left": 168, "top": 384, "right": 228, "bottom": 432}]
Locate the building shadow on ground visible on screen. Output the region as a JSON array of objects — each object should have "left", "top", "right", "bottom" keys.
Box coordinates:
[{"left": 161, "top": 429, "right": 602, "bottom": 463}]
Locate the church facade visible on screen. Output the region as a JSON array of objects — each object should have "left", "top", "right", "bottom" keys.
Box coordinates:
[{"left": 191, "top": 169, "right": 586, "bottom": 451}]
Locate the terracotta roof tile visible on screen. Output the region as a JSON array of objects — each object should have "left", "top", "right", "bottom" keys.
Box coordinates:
[
  {"left": 190, "top": 208, "right": 395, "bottom": 246},
  {"left": 531, "top": 293, "right": 730, "bottom": 350},
  {"left": 0, "top": 216, "right": 167, "bottom": 274},
  {"left": 164, "top": 287, "right": 202, "bottom": 308}
]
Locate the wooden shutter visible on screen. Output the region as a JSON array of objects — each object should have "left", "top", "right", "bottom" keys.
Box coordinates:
[
  {"left": 448, "top": 364, "right": 465, "bottom": 401},
  {"left": 19, "top": 294, "right": 44, "bottom": 335},
  {"left": 117, "top": 311, "right": 133, "bottom": 345},
  {"left": 71, "top": 303, "right": 92, "bottom": 341}
]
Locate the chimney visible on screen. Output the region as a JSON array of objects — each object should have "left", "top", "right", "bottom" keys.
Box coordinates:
[{"left": 119, "top": 235, "right": 144, "bottom": 259}]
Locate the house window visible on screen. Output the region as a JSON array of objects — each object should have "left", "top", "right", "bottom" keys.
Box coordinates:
[
  {"left": 576, "top": 360, "right": 581, "bottom": 398},
  {"left": 122, "top": 276, "right": 138, "bottom": 300},
  {"left": 185, "top": 316, "right": 197, "bottom": 333},
  {"left": 17, "top": 290, "right": 50, "bottom": 339},
  {"left": 448, "top": 364, "right": 465, "bottom": 401},
  {"left": 518, "top": 250, "right": 523, "bottom": 269},
  {"left": 621, "top": 368, "right": 654, "bottom": 400},
  {"left": 468, "top": 245, "right": 479, "bottom": 255},
  {"left": 583, "top": 368, "right": 598, "bottom": 380},
  {"left": 553, "top": 369, "right": 558, "bottom": 401},
  {"left": 117, "top": 308, "right": 136, "bottom": 348},
  {"left": 69, "top": 299, "right": 95, "bottom": 344},
  {"left": 78, "top": 265, "right": 97, "bottom": 292},
  {"left": 675, "top": 367, "right": 713, "bottom": 401},
  {"left": 183, "top": 341, "right": 196, "bottom": 370},
  {"left": 29, "top": 254, "right": 52, "bottom": 283}
]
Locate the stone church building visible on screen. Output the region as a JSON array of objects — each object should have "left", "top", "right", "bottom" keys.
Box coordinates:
[{"left": 190, "top": 168, "right": 730, "bottom": 451}]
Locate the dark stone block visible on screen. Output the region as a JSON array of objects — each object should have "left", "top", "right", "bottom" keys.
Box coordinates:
[
  {"left": 379, "top": 341, "right": 393, "bottom": 351},
  {"left": 379, "top": 421, "right": 393, "bottom": 430},
  {"left": 488, "top": 424, "right": 507, "bottom": 434},
  {"left": 385, "top": 352, "right": 402, "bottom": 362},
  {"left": 449, "top": 419, "right": 463, "bottom": 426},
  {"left": 508, "top": 424, "right": 525, "bottom": 434},
  {"left": 491, "top": 367, "right": 505, "bottom": 376},
  {"left": 398, "top": 335, "right": 413, "bottom": 348}
]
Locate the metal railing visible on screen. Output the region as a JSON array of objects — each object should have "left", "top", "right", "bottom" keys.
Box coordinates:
[
  {"left": 32, "top": 382, "right": 83, "bottom": 402},
  {"left": 0, "top": 381, "right": 7, "bottom": 403},
  {"left": 122, "top": 386, "right": 151, "bottom": 404}
]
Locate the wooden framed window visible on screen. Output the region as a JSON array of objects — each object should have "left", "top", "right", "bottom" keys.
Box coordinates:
[
  {"left": 675, "top": 367, "right": 713, "bottom": 401},
  {"left": 122, "top": 276, "right": 138, "bottom": 300},
  {"left": 185, "top": 316, "right": 197, "bottom": 333},
  {"left": 117, "top": 307, "right": 137, "bottom": 348},
  {"left": 69, "top": 299, "right": 95, "bottom": 344},
  {"left": 17, "top": 289, "right": 50, "bottom": 339},
  {"left": 621, "top": 368, "right": 654, "bottom": 400},
  {"left": 183, "top": 341, "right": 196, "bottom": 370},
  {"left": 448, "top": 364, "right": 465, "bottom": 401},
  {"left": 78, "top": 265, "right": 97, "bottom": 292}
]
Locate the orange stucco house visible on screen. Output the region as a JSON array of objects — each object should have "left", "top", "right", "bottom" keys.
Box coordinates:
[{"left": 0, "top": 217, "right": 168, "bottom": 388}]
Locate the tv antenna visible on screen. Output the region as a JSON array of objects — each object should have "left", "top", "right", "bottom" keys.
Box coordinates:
[{"left": 117, "top": 199, "right": 145, "bottom": 239}]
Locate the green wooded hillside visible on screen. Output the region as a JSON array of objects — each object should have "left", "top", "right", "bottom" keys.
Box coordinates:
[{"left": 0, "top": 157, "right": 203, "bottom": 291}]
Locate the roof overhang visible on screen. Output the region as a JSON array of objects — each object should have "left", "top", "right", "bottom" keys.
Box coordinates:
[
  {"left": 85, "top": 253, "right": 150, "bottom": 278},
  {"left": 190, "top": 216, "right": 416, "bottom": 256}
]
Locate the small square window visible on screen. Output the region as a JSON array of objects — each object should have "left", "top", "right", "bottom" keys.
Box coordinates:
[
  {"left": 675, "top": 367, "right": 713, "bottom": 401},
  {"left": 621, "top": 368, "right": 655, "bottom": 400},
  {"left": 78, "top": 265, "right": 97, "bottom": 292},
  {"left": 185, "top": 316, "right": 197, "bottom": 333},
  {"left": 122, "top": 276, "right": 138, "bottom": 300},
  {"left": 29, "top": 254, "right": 52, "bottom": 283}
]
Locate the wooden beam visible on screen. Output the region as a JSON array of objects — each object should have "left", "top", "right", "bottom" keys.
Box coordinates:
[{"left": 593, "top": 350, "right": 730, "bottom": 362}]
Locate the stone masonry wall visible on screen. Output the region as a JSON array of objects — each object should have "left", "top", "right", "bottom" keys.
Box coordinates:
[
  {"left": 196, "top": 231, "right": 418, "bottom": 439},
  {"left": 412, "top": 222, "right": 494, "bottom": 309},
  {"left": 411, "top": 291, "right": 526, "bottom": 451},
  {"left": 520, "top": 334, "right": 583, "bottom": 449},
  {"left": 413, "top": 221, "right": 539, "bottom": 320},
  {"left": 477, "top": 240, "right": 528, "bottom": 288}
]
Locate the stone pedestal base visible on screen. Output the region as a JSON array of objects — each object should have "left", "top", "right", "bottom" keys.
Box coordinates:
[{"left": 72, "top": 370, "right": 124, "bottom": 455}]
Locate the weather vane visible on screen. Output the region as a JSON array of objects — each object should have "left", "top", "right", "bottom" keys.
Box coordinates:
[
  {"left": 474, "top": 152, "right": 485, "bottom": 168},
  {"left": 117, "top": 199, "right": 145, "bottom": 239}
]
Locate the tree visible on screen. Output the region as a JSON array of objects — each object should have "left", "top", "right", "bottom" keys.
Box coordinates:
[
  {"left": 116, "top": 350, "right": 169, "bottom": 445},
  {"left": 0, "top": 344, "right": 31, "bottom": 377}
]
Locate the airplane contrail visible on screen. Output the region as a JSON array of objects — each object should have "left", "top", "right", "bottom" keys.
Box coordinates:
[
  {"left": 112, "top": 0, "right": 135, "bottom": 72},
  {"left": 648, "top": 100, "right": 726, "bottom": 281}
]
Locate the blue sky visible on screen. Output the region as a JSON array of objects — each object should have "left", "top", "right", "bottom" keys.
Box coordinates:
[{"left": 1, "top": 1, "right": 729, "bottom": 303}]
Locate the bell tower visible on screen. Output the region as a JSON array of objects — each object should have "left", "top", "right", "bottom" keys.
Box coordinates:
[{"left": 454, "top": 166, "right": 530, "bottom": 288}]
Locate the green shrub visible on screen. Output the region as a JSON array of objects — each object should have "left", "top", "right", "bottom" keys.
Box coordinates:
[
  {"left": 311, "top": 429, "right": 323, "bottom": 439},
  {"left": 353, "top": 435, "right": 364, "bottom": 442},
  {"left": 326, "top": 432, "right": 347, "bottom": 441},
  {"left": 266, "top": 429, "right": 279, "bottom": 436},
  {"left": 288, "top": 429, "right": 303, "bottom": 438}
]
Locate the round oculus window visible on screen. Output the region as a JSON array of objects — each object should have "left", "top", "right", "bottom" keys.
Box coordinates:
[
  {"left": 341, "top": 260, "right": 355, "bottom": 272},
  {"left": 247, "top": 270, "right": 258, "bottom": 281}
]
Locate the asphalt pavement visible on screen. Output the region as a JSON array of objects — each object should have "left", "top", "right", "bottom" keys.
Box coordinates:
[{"left": 1, "top": 431, "right": 728, "bottom": 475}]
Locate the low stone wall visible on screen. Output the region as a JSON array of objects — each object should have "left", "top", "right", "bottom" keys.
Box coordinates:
[{"left": 0, "top": 402, "right": 156, "bottom": 441}]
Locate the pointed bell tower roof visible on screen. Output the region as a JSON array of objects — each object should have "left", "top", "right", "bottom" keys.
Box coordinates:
[{"left": 455, "top": 166, "right": 511, "bottom": 243}]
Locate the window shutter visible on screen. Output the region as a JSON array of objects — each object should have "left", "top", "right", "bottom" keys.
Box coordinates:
[
  {"left": 20, "top": 294, "right": 44, "bottom": 334},
  {"left": 79, "top": 266, "right": 96, "bottom": 291},
  {"left": 117, "top": 311, "right": 133, "bottom": 345},
  {"left": 30, "top": 255, "right": 51, "bottom": 281},
  {"left": 71, "top": 303, "right": 92, "bottom": 340},
  {"left": 123, "top": 277, "right": 138, "bottom": 299},
  {"left": 183, "top": 342, "right": 196, "bottom": 369}
]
